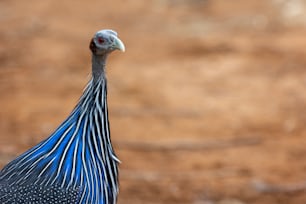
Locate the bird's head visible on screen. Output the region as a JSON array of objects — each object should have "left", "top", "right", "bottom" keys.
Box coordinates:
[{"left": 90, "top": 29, "right": 125, "bottom": 55}]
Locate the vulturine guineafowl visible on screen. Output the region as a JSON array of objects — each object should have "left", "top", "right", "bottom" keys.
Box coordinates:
[{"left": 0, "top": 29, "right": 125, "bottom": 204}]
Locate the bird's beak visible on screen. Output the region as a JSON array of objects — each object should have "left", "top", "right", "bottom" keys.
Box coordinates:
[{"left": 112, "top": 36, "right": 125, "bottom": 52}]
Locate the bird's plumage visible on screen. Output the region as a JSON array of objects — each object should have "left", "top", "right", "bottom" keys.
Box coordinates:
[{"left": 0, "top": 29, "right": 124, "bottom": 204}]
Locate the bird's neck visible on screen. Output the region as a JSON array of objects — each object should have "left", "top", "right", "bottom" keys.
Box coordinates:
[{"left": 91, "top": 54, "right": 108, "bottom": 82}]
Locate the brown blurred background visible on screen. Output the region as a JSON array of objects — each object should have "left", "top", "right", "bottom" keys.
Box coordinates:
[{"left": 1, "top": 0, "right": 306, "bottom": 203}]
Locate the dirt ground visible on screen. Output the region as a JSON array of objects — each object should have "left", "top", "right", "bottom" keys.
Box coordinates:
[{"left": 1, "top": 0, "right": 306, "bottom": 203}]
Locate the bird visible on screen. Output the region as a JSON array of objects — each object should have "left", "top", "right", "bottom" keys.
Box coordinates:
[{"left": 0, "top": 29, "right": 125, "bottom": 204}]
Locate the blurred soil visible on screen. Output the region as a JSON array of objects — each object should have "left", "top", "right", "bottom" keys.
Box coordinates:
[{"left": 1, "top": 0, "right": 306, "bottom": 203}]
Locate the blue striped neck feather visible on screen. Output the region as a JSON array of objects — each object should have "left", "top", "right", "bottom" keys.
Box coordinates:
[{"left": 0, "top": 53, "right": 119, "bottom": 204}]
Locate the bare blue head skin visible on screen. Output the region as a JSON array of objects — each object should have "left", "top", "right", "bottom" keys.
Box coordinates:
[{"left": 90, "top": 29, "right": 125, "bottom": 79}]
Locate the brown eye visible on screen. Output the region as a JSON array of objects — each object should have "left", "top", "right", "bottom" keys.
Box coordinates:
[{"left": 97, "top": 37, "right": 105, "bottom": 44}]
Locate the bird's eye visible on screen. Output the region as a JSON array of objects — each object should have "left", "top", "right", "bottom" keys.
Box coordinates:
[{"left": 97, "top": 37, "right": 105, "bottom": 44}]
